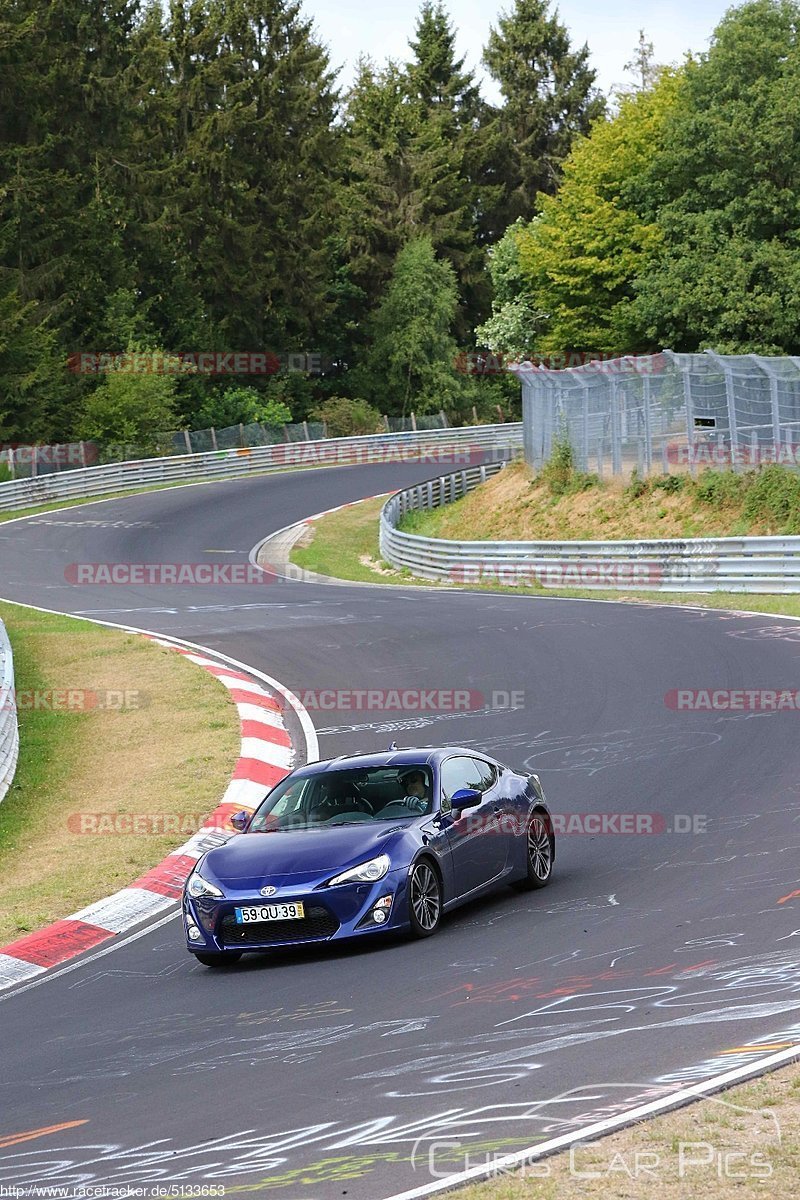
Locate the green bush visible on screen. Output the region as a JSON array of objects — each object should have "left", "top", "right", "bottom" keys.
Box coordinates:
[
  {"left": 653, "top": 473, "right": 685, "bottom": 494},
  {"left": 741, "top": 465, "right": 800, "bottom": 532},
  {"left": 694, "top": 468, "right": 744, "bottom": 506},
  {"left": 310, "top": 396, "right": 383, "bottom": 438},
  {"left": 539, "top": 433, "right": 599, "bottom": 496},
  {"left": 624, "top": 468, "right": 649, "bottom": 499}
]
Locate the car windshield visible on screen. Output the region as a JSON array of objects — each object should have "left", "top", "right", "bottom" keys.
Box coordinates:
[{"left": 247, "top": 765, "right": 434, "bottom": 832}]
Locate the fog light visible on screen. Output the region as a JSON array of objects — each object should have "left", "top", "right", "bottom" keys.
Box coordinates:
[
  {"left": 187, "top": 924, "right": 203, "bottom": 941},
  {"left": 371, "top": 895, "right": 392, "bottom": 924}
]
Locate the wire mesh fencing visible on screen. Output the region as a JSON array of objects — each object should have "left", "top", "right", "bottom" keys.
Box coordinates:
[
  {"left": 0, "top": 412, "right": 453, "bottom": 480},
  {"left": 517, "top": 351, "right": 800, "bottom": 476}
]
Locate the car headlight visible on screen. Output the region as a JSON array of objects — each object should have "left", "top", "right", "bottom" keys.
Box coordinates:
[
  {"left": 328, "top": 853, "right": 391, "bottom": 887},
  {"left": 186, "top": 869, "right": 224, "bottom": 899}
]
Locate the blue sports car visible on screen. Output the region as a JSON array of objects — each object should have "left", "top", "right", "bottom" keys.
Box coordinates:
[{"left": 183, "top": 746, "right": 555, "bottom": 966}]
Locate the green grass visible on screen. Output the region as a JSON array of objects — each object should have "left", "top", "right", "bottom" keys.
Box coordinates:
[
  {"left": 290, "top": 497, "right": 401, "bottom": 584},
  {"left": 0, "top": 602, "right": 239, "bottom": 942}
]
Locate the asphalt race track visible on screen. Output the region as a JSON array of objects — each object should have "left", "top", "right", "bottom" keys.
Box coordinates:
[{"left": 1, "top": 462, "right": 800, "bottom": 1198}]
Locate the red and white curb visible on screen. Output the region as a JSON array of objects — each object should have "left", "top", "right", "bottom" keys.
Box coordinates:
[{"left": 0, "top": 639, "right": 296, "bottom": 990}]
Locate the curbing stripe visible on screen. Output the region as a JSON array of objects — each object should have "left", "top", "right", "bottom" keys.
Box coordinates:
[
  {"left": 0, "top": 920, "right": 116, "bottom": 968},
  {"left": 232, "top": 756, "right": 288, "bottom": 789},
  {"left": 0, "top": 955, "right": 46, "bottom": 988},
  {"left": 0, "top": 637, "right": 297, "bottom": 984}
]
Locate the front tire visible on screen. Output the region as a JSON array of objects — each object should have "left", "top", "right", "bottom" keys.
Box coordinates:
[
  {"left": 408, "top": 860, "right": 442, "bottom": 938},
  {"left": 513, "top": 811, "right": 554, "bottom": 890},
  {"left": 192, "top": 950, "right": 243, "bottom": 968}
]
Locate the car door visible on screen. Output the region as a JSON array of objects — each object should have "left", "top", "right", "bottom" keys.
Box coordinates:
[{"left": 441, "top": 755, "right": 506, "bottom": 896}]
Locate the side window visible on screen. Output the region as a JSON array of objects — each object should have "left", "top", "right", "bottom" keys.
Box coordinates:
[
  {"left": 441, "top": 756, "right": 484, "bottom": 800},
  {"left": 470, "top": 758, "right": 497, "bottom": 792}
]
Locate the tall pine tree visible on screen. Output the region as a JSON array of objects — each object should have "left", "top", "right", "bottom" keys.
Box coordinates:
[{"left": 481, "top": 0, "right": 604, "bottom": 237}]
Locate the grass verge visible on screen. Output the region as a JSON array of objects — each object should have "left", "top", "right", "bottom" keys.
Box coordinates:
[
  {"left": 401, "top": 457, "right": 800, "bottom": 541},
  {"left": 0, "top": 602, "right": 240, "bottom": 943},
  {"left": 453, "top": 1062, "right": 800, "bottom": 1200},
  {"left": 288, "top": 496, "right": 800, "bottom": 619}
]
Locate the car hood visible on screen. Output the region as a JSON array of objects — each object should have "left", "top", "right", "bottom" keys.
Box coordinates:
[{"left": 203, "top": 822, "right": 412, "bottom": 888}]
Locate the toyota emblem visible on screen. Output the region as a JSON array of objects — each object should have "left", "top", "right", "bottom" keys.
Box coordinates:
[{"left": 260, "top": 885, "right": 277, "bottom": 897}]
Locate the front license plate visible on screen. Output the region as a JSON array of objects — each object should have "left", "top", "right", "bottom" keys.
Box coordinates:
[{"left": 235, "top": 902, "right": 305, "bottom": 924}]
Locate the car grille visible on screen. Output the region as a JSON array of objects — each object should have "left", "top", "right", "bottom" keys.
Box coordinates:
[{"left": 219, "top": 906, "right": 340, "bottom": 946}]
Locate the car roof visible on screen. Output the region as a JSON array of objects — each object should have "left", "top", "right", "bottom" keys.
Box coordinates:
[{"left": 297, "top": 746, "right": 496, "bottom": 775}]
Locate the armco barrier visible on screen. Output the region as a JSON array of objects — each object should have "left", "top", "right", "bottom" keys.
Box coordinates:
[
  {"left": 379, "top": 465, "right": 800, "bottom": 593},
  {"left": 0, "top": 424, "right": 522, "bottom": 513},
  {"left": 0, "top": 619, "right": 19, "bottom": 803}
]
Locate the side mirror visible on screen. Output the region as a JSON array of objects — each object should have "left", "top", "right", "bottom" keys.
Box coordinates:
[
  {"left": 230, "top": 810, "right": 251, "bottom": 833},
  {"left": 450, "top": 787, "right": 482, "bottom": 812}
]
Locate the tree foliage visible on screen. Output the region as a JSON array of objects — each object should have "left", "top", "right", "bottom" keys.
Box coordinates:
[{"left": 630, "top": 0, "right": 800, "bottom": 353}]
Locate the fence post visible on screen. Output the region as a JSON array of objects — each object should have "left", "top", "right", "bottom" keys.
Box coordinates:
[
  {"left": 472, "top": 405, "right": 478, "bottom": 425},
  {"left": 410, "top": 411, "right": 417, "bottom": 432},
  {"left": 610, "top": 379, "right": 622, "bottom": 476},
  {"left": 303, "top": 420, "right": 310, "bottom": 441},
  {"left": 32, "top": 445, "right": 37, "bottom": 478},
  {"left": 210, "top": 427, "right": 218, "bottom": 451},
  {"left": 7, "top": 448, "right": 14, "bottom": 479},
  {"left": 681, "top": 367, "right": 696, "bottom": 477},
  {"left": 581, "top": 386, "right": 590, "bottom": 472},
  {"left": 439, "top": 410, "right": 448, "bottom": 428},
  {"left": 597, "top": 438, "right": 604, "bottom": 477},
  {"left": 383, "top": 414, "right": 390, "bottom": 432},
  {"left": 769, "top": 373, "right": 781, "bottom": 457},
  {"left": 643, "top": 374, "right": 653, "bottom": 473},
  {"left": 238, "top": 423, "right": 245, "bottom": 449}
]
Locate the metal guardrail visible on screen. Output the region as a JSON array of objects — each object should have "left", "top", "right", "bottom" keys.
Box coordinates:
[
  {"left": 0, "top": 620, "right": 19, "bottom": 804},
  {"left": 380, "top": 465, "right": 800, "bottom": 593},
  {"left": 0, "top": 424, "right": 523, "bottom": 514}
]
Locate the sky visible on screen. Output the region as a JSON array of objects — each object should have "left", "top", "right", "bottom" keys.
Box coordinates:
[{"left": 304, "top": 0, "right": 734, "bottom": 99}]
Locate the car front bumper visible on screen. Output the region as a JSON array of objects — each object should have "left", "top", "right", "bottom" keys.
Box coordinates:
[{"left": 183, "top": 868, "right": 410, "bottom": 953}]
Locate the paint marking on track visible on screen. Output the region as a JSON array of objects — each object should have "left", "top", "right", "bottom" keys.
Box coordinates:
[
  {"left": 0, "top": 1120, "right": 89, "bottom": 1149},
  {"left": 721, "top": 1042, "right": 797, "bottom": 1053}
]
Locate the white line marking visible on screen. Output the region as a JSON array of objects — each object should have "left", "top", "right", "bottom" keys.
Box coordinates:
[{"left": 383, "top": 1041, "right": 800, "bottom": 1200}]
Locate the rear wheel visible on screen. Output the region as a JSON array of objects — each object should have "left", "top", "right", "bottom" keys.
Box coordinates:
[
  {"left": 513, "top": 811, "right": 554, "bottom": 890},
  {"left": 192, "top": 950, "right": 243, "bottom": 968},
  {"left": 408, "top": 860, "right": 442, "bottom": 938}
]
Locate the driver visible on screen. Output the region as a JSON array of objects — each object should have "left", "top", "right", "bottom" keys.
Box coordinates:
[{"left": 399, "top": 769, "right": 429, "bottom": 813}]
